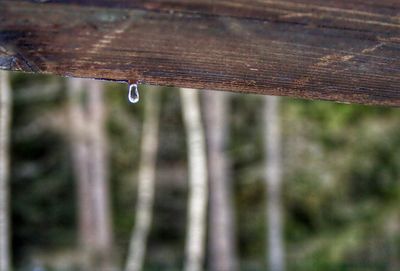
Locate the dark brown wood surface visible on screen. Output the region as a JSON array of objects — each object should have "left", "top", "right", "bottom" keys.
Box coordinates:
[{"left": 1, "top": 0, "right": 400, "bottom": 105}]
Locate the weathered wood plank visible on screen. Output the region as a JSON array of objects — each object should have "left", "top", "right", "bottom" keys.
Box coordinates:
[{"left": 1, "top": 0, "right": 400, "bottom": 105}]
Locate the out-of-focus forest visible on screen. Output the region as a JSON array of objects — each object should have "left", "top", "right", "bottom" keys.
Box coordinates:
[{"left": 1, "top": 71, "right": 400, "bottom": 271}]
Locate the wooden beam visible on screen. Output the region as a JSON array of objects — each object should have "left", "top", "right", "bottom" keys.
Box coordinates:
[{"left": 1, "top": 0, "right": 400, "bottom": 106}]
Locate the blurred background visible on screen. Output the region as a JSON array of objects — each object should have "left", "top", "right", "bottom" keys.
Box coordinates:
[{"left": 1, "top": 71, "right": 400, "bottom": 271}]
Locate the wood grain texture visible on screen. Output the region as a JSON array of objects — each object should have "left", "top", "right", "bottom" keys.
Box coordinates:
[{"left": 1, "top": 0, "right": 400, "bottom": 105}]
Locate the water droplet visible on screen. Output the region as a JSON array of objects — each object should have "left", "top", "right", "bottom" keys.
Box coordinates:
[{"left": 128, "top": 83, "right": 139, "bottom": 103}]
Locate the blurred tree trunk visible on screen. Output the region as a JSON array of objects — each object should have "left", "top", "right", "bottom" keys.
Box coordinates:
[
  {"left": 264, "top": 96, "right": 285, "bottom": 271},
  {"left": 203, "top": 91, "right": 238, "bottom": 271},
  {"left": 125, "top": 88, "right": 161, "bottom": 271},
  {"left": 180, "top": 89, "right": 208, "bottom": 271},
  {"left": 67, "top": 79, "right": 114, "bottom": 271},
  {"left": 0, "top": 71, "right": 11, "bottom": 271},
  {"left": 67, "top": 78, "right": 94, "bottom": 252},
  {"left": 87, "top": 81, "right": 114, "bottom": 271}
]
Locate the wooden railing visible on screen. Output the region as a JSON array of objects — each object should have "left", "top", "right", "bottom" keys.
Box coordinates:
[{"left": 1, "top": 0, "right": 400, "bottom": 106}]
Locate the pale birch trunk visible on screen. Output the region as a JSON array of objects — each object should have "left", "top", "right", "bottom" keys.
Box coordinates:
[
  {"left": 67, "top": 79, "right": 114, "bottom": 271},
  {"left": 264, "top": 96, "right": 285, "bottom": 271},
  {"left": 87, "top": 81, "right": 114, "bottom": 271},
  {"left": 0, "top": 71, "right": 11, "bottom": 271},
  {"left": 125, "top": 88, "right": 161, "bottom": 271},
  {"left": 203, "top": 91, "right": 237, "bottom": 271},
  {"left": 180, "top": 89, "right": 208, "bottom": 271},
  {"left": 67, "top": 78, "right": 94, "bottom": 252}
]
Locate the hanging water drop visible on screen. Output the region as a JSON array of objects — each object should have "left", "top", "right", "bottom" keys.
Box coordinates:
[{"left": 128, "top": 83, "right": 140, "bottom": 104}]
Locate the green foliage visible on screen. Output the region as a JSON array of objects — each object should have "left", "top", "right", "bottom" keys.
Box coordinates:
[{"left": 10, "top": 74, "right": 76, "bottom": 267}]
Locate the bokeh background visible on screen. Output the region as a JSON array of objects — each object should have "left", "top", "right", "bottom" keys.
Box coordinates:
[{"left": 4, "top": 71, "right": 400, "bottom": 270}]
